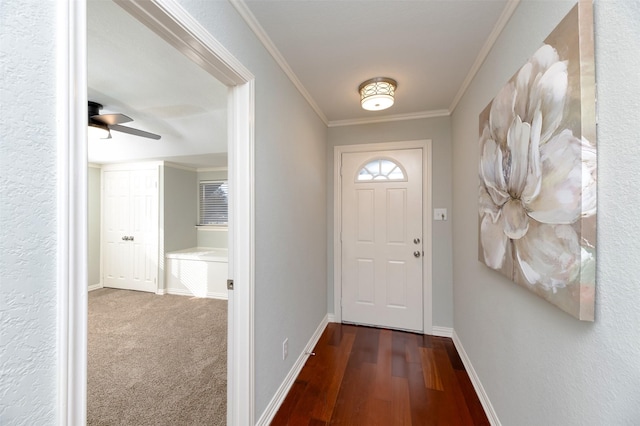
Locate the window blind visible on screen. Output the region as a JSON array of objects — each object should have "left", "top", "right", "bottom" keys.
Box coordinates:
[{"left": 199, "top": 180, "right": 228, "bottom": 225}]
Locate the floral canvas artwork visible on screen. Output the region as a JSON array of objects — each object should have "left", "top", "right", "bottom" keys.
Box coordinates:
[{"left": 478, "top": 2, "right": 596, "bottom": 321}]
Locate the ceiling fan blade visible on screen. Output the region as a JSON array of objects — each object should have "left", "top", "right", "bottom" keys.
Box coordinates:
[
  {"left": 109, "top": 124, "right": 161, "bottom": 140},
  {"left": 92, "top": 113, "right": 133, "bottom": 125}
]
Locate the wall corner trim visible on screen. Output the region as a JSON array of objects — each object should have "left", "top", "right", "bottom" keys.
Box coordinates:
[
  {"left": 256, "top": 314, "right": 329, "bottom": 425},
  {"left": 452, "top": 330, "right": 502, "bottom": 426},
  {"left": 431, "top": 326, "right": 454, "bottom": 338}
]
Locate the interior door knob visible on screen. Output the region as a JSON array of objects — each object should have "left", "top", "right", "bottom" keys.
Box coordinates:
[
  {"left": 122, "top": 236, "right": 127, "bottom": 241},
  {"left": 413, "top": 251, "right": 421, "bottom": 258},
  {"left": 413, "top": 238, "right": 421, "bottom": 244}
]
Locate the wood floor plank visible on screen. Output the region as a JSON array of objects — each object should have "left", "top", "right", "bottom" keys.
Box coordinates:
[
  {"left": 271, "top": 379, "right": 308, "bottom": 425},
  {"left": 443, "top": 338, "right": 466, "bottom": 371},
  {"left": 432, "top": 346, "right": 474, "bottom": 425},
  {"left": 391, "top": 330, "right": 410, "bottom": 378},
  {"left": 312, "top": 330, "right": 355, "bottom": 421},
  {"left": 455, "top": 370, "right": 490, "bottom": 425},
  {"left": 372, "top": 329, "right": 393, "bottom": 402},
  {"left": 272, "top": 324, "right": 489, "bottom": 426},
  {"left": 420, "top": 347, "right": 444, "bottom": 391},
  {"left": 391, "top": 376, "right": 412, "bottom": 425}
]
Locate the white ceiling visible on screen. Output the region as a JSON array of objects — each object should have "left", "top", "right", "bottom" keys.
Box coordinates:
[
  {"left": 242, "top": 0, "right": 509, "bottom": 124},
  {"left": 88, "top": 0, "right": 510, "bottom": 166},
  {"left": 87, "top": 0, "right": 228, "bottom": 168}
]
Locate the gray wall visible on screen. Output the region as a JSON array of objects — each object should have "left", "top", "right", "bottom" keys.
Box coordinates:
[
  {"left": 160, "top": 165, "right": 197, "bottom": 292},
  {"left": 177, "top": 0, "right": 328, "bottom": 417},
  {"left": 163, "top": 165, "right": 198, "bottom": 253},
  {"left": 0, "top": 1, "right": 58, "bottom": 423},
  {"left": 327, "top": 116, "right": 453, "bottom": 328},
  {"left": 451, "top": 0, "right": 640, "bottom": 424},
  {"left": 88, "top": 166, "right": 101, "bottom": 286}
]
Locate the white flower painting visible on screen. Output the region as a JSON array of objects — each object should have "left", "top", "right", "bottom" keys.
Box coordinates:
[{"left": 478, "top": 2, "right": 596, "bottom": 321}]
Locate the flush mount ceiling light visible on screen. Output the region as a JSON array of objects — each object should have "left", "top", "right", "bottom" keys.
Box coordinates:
[{"left": 358, "top": 77, "right": 397, "bottom": 111}]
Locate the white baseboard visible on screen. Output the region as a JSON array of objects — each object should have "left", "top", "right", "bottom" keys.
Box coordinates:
[
  {"left": 156, "top": 288, "right": 167, "bottom": 295},
  {"left": 88, "top": 283, "right": 102, "bottom": 292},
  {"left": 452, "top": 331, "right": 501, "bottom": 426},
  {"left": 327, "top": 313, "right": 338, "bottom": 323},
  {"left": 256, "top": 314, "right": 329, "bottom": 426},
  {"left": 431, "top": 326, "right": 453, "bottom": 337},
  {"left": 164, "top": 288, "right": 228, "bottom": 300}
]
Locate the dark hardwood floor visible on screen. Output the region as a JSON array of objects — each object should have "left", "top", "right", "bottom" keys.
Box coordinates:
[{"left": 272, "top": 323, "right": 489, "bottom": 426}]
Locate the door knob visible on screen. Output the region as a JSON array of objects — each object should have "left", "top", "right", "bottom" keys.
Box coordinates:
[
  {"left": 413, "top": 251, "right": 421, "bottom": 258},
  {"left": 129, "top": 236, "right": 134, "bottom": 241},
  {"left": 122, "top": 236, "right": 127, "bottom": 241},
  {"left": 413, "top": 238, "right": 421, "bottom": 244}
]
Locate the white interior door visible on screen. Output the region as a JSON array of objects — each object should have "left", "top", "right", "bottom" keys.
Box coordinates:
[
  {"left": 341, "top": 149, "right": 423, "bottom": 332},
  {"left": 103, "top": 168, "right": 158, "bottom": 293}
]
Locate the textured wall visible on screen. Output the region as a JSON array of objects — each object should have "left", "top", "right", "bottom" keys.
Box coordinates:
[
  {"left": 0, "top": 1, "right": 58, "bottom": 424},
  {"left": 327, "top": 117, "right": 454, "bottom": 328},
  {"left": 451, "top": 0, "right": 640, "bottom": 424}
]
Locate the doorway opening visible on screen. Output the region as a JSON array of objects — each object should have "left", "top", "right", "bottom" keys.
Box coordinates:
[{"left": 57, "top": 0, "right": 255, "bottom": 424}]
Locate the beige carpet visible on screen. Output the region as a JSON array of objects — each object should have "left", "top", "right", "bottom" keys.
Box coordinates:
[{"left": 88, "top": 288, "right": 227, "bottom": 425}]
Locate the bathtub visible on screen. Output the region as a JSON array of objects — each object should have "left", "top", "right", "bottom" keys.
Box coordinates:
[{"left": 165, "top": 247, "right": 228, "bottom": 299}]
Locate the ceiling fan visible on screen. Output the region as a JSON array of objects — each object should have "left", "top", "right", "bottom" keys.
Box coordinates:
[{"left": 88, "top": 101, "right": 161, "bottom": 140}]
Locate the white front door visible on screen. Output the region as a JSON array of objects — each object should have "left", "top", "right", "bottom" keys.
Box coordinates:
[
  {"left": 103, "top": 168, "right": 158, "bottom": 293},
  {"left": 341, "top": 149, "right": 423, "bottom": 332}
]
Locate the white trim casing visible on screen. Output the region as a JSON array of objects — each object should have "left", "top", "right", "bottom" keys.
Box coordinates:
[
  {"left": 333, "top": 140, "right": 433, "bottom": 335},
  {"left": 114, "top": 0, "right": 251, "bottom": 86},
  {"left": 256, "top": 315, "right": 329, "bottom": 426},
  {"left": 57, "top": 0, "right": 88, "bottom": 424},
  {"left": 452, "top": 331, "right": 501, "bottom": 426}
]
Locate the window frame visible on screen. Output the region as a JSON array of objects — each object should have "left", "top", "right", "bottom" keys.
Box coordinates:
[{"left": 198, "top": 179, "right": 229, "bottom": 227}]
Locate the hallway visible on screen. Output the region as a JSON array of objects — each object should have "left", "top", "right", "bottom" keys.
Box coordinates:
[{"left": 272, "top": 323, "right": 489, "bottom": 425}]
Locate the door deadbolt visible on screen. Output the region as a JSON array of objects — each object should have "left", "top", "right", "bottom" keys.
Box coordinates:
[{"left": 413, "top": 238, "right": 421, "bottom": 244}]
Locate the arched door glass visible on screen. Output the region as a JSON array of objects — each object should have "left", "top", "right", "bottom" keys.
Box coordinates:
[{"left": 356, "top": 158, "right": 406, "bottom": 181}]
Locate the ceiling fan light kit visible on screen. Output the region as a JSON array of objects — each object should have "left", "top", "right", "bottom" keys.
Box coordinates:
[
  {"left": 88, "top": 101, "right": 161, "bottom": 140},
  {"left": 358, "top": 77, "right": 397, "bottom": 111},
  {"left": 88, "top": 121, "right": 111, "bottom": 139}
]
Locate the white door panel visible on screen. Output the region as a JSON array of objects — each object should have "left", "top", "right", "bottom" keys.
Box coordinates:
[
  {"left": 341, "top": 149, "right": 423, "bottom": 332},
  {"left": 102, "top": 168, "right": 158, "bottom": 293}
]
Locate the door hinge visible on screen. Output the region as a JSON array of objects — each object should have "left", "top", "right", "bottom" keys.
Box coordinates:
[{"left": 227, "top": 279, "right": 234, "bottom": 290}]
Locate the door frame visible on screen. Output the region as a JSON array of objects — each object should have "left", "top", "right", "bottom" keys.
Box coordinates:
[
  {"left": 56, "top": 0, "right": 255, "bottom": 424},
  {"left": 333, "top": 140, "right": 433, "bottom": 334}
]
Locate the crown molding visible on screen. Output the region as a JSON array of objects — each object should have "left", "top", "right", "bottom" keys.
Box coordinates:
[
  {"left": 328, "top": 109, "right": 450, "bottom": 128},
  {"left": 449, "top": 0, "right": 521, "bottom": 113},
  {"left": 229, "top": 0, "right": 329, "bottom": 126},
  {"left": 197, "top": 166, "right": 229, "bottom": 172}
]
